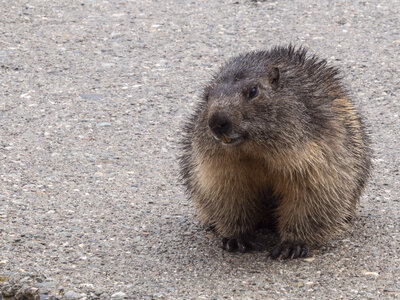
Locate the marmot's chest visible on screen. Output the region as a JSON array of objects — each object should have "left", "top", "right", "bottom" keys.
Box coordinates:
[{"left": 194, "top": 155, "right": 275, "bottom": 199}]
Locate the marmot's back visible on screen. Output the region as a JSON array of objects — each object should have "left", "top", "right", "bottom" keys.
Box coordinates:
[{"left": 179, "top": 46, "right": 371, "bottom": 260}]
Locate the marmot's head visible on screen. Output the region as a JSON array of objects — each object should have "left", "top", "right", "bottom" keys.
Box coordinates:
[{"left": 194, "top": 49, "right": 323, "bottom": 154}]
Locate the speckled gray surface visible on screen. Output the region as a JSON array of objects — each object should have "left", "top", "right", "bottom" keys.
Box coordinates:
[{"left": 0, "top": 0, "right": 399, "bottom": 299}]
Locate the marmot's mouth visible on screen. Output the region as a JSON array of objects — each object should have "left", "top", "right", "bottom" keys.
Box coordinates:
[
  {"left": 219, "top": 134, "right": 245, "bottom": 146},
  {"left": 220, "top": 135, "right": 231, "bottom": 143},
  {"left": 210, "top": 131, "right": 245, "bottom": 146}
]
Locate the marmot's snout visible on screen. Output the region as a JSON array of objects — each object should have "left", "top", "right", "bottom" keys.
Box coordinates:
[
  {"left": 208, "top": 111, "right": 244, "bottom": 145},
  {"left": 208, "top": 111, "right": 232, "bottom": 138}
]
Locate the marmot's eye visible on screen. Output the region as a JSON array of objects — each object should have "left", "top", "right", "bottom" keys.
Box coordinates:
[{"left": 248, "top": 86, "right": 258, "bottom": 100}]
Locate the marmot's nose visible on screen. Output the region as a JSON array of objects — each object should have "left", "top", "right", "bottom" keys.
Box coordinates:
[{"left": 208, "top": 112, "right": 232, "bottom": 137}]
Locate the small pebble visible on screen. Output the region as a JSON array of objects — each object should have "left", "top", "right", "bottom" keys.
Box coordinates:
[
  {"left": 302, "top": 257, "right": 316, "bottom": 262},
  {"left": 96, "top": 122, "right": 111, "bottom": 127},
  {"left": 63, "top": 290, "right": 86, "bottom": 300},
  {"left": 111, "top": 291, "right": 127, "bottom": 299}
]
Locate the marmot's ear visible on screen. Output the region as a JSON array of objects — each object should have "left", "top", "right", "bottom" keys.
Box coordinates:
[{"left": 268, "top": 67, "right": 280, "bottom": 89}]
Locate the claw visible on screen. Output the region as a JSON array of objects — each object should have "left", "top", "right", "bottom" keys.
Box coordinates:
[{"left": 271, "top": 242, "right": 309, "bottom": 260}]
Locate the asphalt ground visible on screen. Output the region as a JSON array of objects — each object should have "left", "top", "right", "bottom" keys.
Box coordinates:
[{"left": 0, "top": 0, "right": 399, "bottom": 299}]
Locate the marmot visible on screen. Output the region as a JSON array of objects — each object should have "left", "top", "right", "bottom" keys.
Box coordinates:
[{"left": 179, "top": 46, "right": 371, "bottom": 260}]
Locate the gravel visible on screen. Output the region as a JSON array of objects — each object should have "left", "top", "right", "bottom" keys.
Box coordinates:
[{"left": 1, "top": 0, "right": 399, "bottom": 299}]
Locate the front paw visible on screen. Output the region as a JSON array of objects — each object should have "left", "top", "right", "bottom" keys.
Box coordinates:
[
  {"left": 221, "top": 236, "right": 259, "bottom": 253},
  {"left": 271, "top": 242, "right": 309, "bottom": 260}
]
